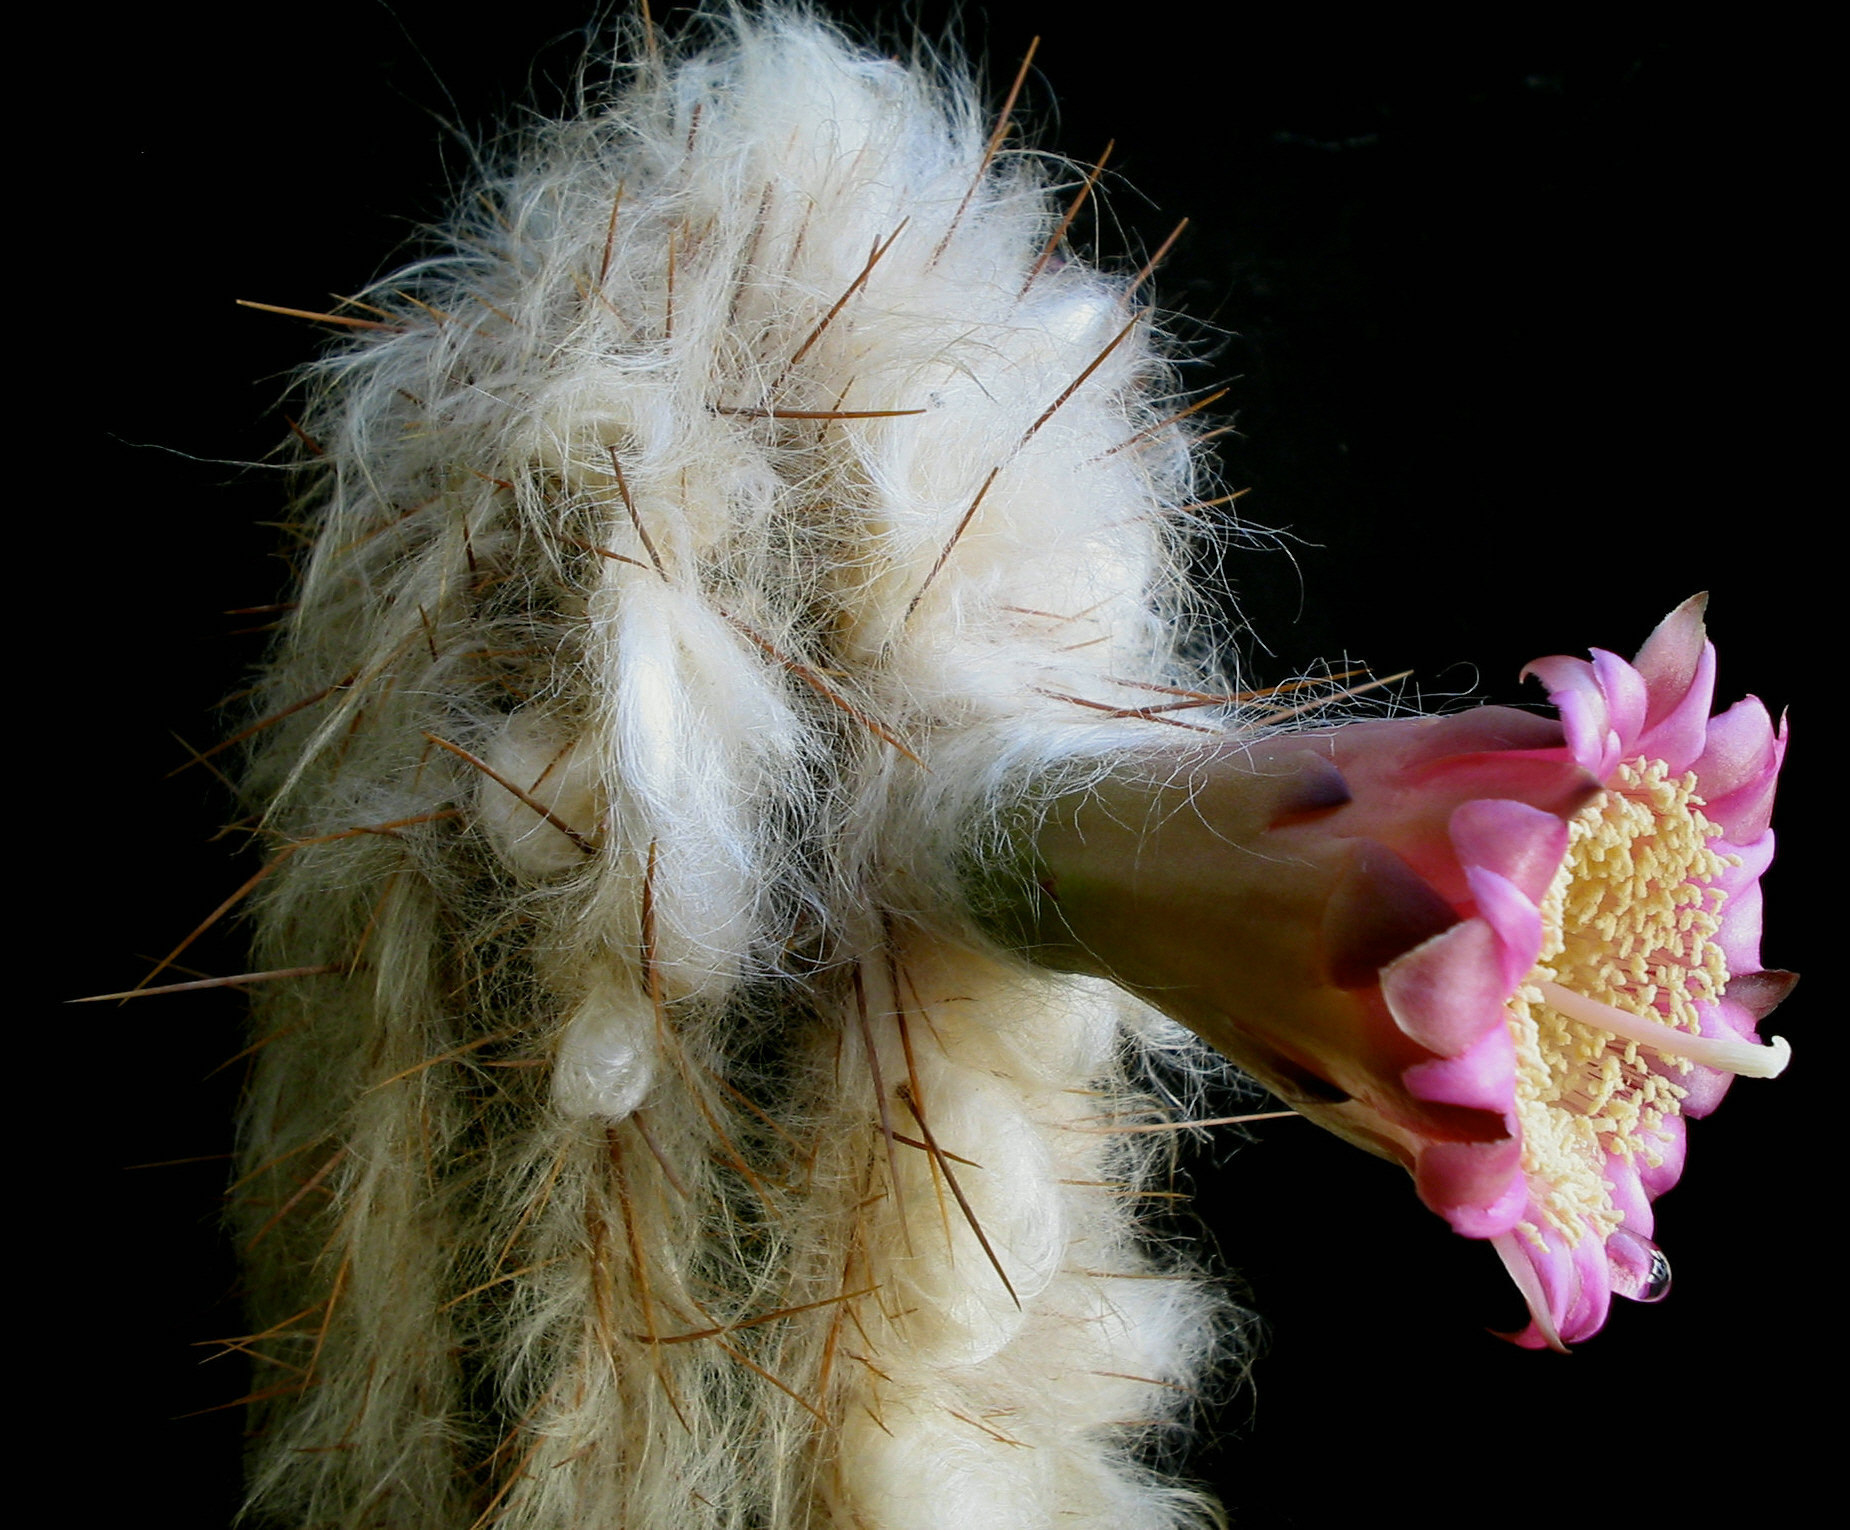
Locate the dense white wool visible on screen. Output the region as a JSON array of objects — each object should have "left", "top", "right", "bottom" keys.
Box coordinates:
[{"left": 236, "top": 12, "right": 1242, "bottom": 1528}]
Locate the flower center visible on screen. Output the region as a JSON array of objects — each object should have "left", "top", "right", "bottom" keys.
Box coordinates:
[{"left": 1506, "top": 759, "right": 1746, "bottom": 1246}]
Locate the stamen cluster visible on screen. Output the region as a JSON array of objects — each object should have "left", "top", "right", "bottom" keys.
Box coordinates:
[{"left": 1513, "top": 760, "right": 1732, "bottom": 1244}]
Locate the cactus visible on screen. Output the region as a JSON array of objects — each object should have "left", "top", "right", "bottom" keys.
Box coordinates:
[{"left": 225, "top": 13, "right": 1240, "bottom": 1525}]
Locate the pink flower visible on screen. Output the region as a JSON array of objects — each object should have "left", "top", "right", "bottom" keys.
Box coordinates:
[
  {"left": 1486, "top": 596, "right": 1793, "bottom": 1346},
  {"left": 1273, "top": 595, "right": 1793, "bottom": 1347},
  {"left": 1004, "top": 597, "right": 1791, "bottom": 1348}
]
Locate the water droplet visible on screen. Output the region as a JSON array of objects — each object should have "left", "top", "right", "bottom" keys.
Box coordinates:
[
  {"left": 1639, "top": 1246, "right": 1673, "bottom": 1302},
  {"left": 1607, "top": 1228, "right": 1673, "bottom": 1302}
]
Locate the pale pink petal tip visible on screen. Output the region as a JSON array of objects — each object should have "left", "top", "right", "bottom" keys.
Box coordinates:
[{"left": 1632, "top": 592, "right": 1709, "bottom": 714}]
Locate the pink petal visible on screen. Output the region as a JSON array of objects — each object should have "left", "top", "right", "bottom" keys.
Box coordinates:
[
  {"left": 1559, "top": 1234, "right": 1616, "bottom": 1342},
  {"left": 1713, "top": 844, "right": 1771, "bottom": 975},
  {"left": 1700, "top": 712, "right": 1786, "bottom": 842},
  {"left": 1632, "top": 592, "right": 1709, "bottom": 725},
  {"left": 1492, "top": 1226, "right": 1610, "bottom": 1350},
  {"left": 1522, "top": 655, "right": 1620, "bottom": 778},
  {"left": 1723, "top": 828, "right": 1777, "bottom": 880},
  {"left": 1403, "top": 1021, "right": 1516, "bottom": 1114},
  {"left": 1418, "top": 1138, "right": 1526, "bottom": 1239},
  {"left": 1590, "top": 647, "right": 1649, "bottom": 749},
  {"left": 1638, "top": 641, "right": 1718, "bottom": 771},
  {"left": 1461, "top": 865, "right": 1547, "bottom": 989},
  {"left": 1635, "top": 1114, "right": 1688, "bottom": 1200},
  {"left": 1691, "top": 695, "right": 1778, "bottom": 800},
  {"left": 1674, "top": 1063, "right": 1733, "bottom": 1120},
  {"left": 1448, "top": 798, "right": 1572, "bottom": 905},
  {"left": 1380, "top": 918, "right": 1512, "bottom": 1058},
  {"left": 1603, "top": 1149, "right": 1656, "bottom": 1233}
]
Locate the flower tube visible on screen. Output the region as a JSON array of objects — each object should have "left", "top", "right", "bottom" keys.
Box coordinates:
[{"left": 983, "top": 597, "right": 1791, "bottom": 1347}]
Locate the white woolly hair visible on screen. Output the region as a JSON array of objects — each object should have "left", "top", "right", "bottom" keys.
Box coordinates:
[{"left": 236, "top": 10, "right": 1247, "bottom": 1527}]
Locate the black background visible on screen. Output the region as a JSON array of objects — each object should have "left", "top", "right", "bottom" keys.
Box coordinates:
[{"left": 73, "top": 3, "right": 1824, "bottom": 1521}]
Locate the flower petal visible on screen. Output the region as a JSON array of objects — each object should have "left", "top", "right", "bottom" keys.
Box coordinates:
[
  {"left": 1712, "top": 833, "right": 1774, "bottom": 975},
  {"left": 1448, "top": 798, "right": 1572, "bottom": 905},
  {"left": 1404, "top": 1020, "right": 1516, "bottom": 1115},
  {"left": 1634, "top": 1114, "right": 1688, "bottom": 1200},
  {"left": 1691, "top": 694, "right": 1778, "bottom": 800},
  {"left": 1638, "top": 640, "right": 1717, "bottom": 771},
  {"left": 1494, "top": 1224, "right": 1614, "bottom": 1351},
  {"left": 1461, "top": 866, "right": 1546, "bottom": 990},
  {"left": 1519, "top": 654, "right": 1621, "bottom": 778},
  {"left": 1602, "top": 1144, "right": 1657, "bottom": 1232},
  {"left": 1590, "top": 647, "right": 1648, "bottom": 750},
  {"left": 1417, "top": 1137, "right": 1526, "bottom": 1239},
  {"left": 1699, "top": 706, "right": 1786, "bottom": 843},
  {"left": 1632, "top": 592, "right": 1709, "bottom": 725},
  {"left": 1380, "top": 918, "right": 1511, "bottom": 1059}
]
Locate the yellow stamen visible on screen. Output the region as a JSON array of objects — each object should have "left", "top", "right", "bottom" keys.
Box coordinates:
[{"left": 1507, "top": 757, "right": 1759, "bottom": 1246}]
